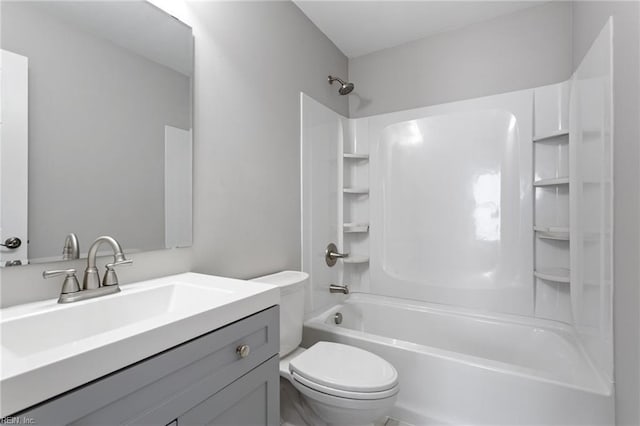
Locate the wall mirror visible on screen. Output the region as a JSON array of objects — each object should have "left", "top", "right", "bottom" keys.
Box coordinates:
[{"left": 0, "top": 1, "right": 193, "bottom": 266}]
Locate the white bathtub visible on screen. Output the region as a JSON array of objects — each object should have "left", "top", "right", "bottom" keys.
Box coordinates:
[{"left": 302, "top": 293, "right": 614, "bottom": 425}]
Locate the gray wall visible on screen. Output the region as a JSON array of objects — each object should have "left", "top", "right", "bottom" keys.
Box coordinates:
[
  {"left": 1, "top": 2, "right": 191, "bottom": 260},
  {"left": 0, "top": 1, "right": 348, "bottom": 306},
  {"left": 185, "top": 1, "right": 348, "bottom": 278},
  {"left": 572, "top": 3, "right": 640, "bottom": 424},
  {"left": 348, "top": 1, "right": 573, "bottom": 117}
]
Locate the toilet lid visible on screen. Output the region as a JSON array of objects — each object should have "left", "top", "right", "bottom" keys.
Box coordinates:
[{"left": 289, "top": 342, "right": 399, "bottom": 393}]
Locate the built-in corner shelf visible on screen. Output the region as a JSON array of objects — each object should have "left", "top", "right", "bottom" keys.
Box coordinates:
[
  {"left": 533, "top": 177, "right": 569, "bottom": 187},
  {"left": 341, "top": 150, "right": 370, "bottom": 271},
  {"left": 344, "top": 223, "right": 369, "bottom": 233},
  {"left": 343, "top": 187, "right": 369, "bottom": 194},
  {"left": 533, "top": 130, "right": 569, "bottom": 142},
  {"left": 343, "top": 255, "right": 369, "bottom": 264},
  {"left": 534, "top": 267, "right": 570, "bottom": 284},
  {"left": 344, "top": 153, "right": 369, "bottom": 160},
  {"left": 534, "top": 226, "right": 569, "bottom": 241}
]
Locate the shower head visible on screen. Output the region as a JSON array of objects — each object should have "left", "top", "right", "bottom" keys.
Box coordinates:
[{"left": 328, "top": 75, "right": 354, "bottom": 95}]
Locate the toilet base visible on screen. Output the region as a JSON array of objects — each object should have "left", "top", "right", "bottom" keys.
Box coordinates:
[
  {"left": 303, "top": 393, "right": 393, "bottom": 426},
  {"left": 280, "top": 378, "right": 384, "bottom": 426},
  {"left": 281, "top": 377, "right": 327, "bottom": 426}
]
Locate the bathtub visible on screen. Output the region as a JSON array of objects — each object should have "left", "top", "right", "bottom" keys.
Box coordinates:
[{"left": 302, "top": 293, "right": 614, "bottom": 425}]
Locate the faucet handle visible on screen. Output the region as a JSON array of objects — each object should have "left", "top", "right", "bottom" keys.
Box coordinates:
[
  {"left": 102, "top": 259, "right": 133, "bottom": 287},
  {"left": 43, "top": 268, "right": 81, "bottom": 294},
  {"left": 106, "top": 259, "right": 133, "bottom": 268}
]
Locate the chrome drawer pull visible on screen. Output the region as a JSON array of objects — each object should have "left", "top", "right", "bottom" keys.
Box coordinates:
[{"left": 236, "top": 344, "right": 250, "bottom": 358}]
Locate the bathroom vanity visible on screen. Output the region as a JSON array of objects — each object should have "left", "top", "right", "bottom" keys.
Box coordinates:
[{"left": 1, "top": 273, "right": 280, "bottom": 425}]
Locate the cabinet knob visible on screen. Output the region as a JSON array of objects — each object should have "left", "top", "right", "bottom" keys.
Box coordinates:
[{"left": 236, "top": 344, "right": 250, "bottom": 358}]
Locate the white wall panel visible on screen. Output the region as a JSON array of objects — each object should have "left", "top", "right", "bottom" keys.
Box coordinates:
[
  {"left": 569, "top": 19, "right": 613, "bottom": 384},
  {"left": 301, "top": 94, "right": 345, "bottom": 315},
  {"left": 367, "top": 90, "right": 534, "bottom": 315}
]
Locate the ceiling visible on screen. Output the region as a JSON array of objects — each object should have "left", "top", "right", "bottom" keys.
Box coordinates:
[{"left": 294, "top": 1, "right": 548, "bottom": 58}]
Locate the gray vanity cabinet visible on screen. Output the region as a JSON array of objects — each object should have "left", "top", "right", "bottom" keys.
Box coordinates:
[
  {"left": 177, "top": 356, "right": 278, "bottom": 425},
  {"left": 17, "top": 306, "right": 280, "bottom": 426}
]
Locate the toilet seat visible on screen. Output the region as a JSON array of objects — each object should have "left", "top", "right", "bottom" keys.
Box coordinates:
[
  {"left": 288, "top": 342, "right": 399, "bottom": 399},
  {"left": 291, "top": 371, "right": 399, "bottom": 400}
]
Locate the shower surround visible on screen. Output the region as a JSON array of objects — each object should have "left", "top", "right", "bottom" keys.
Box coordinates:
[{"left": 300, "top": 21, "right": 613, "bottom": 425}]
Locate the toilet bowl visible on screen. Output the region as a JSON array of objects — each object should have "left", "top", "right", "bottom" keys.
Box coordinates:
[
  {"left": 282, "top": 342, "right": 399, "bottom": 425},
  {"left": 252, "top": 271, "right": 399, "bottom": 426}
]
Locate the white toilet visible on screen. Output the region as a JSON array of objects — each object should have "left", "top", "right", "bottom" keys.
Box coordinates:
[{"left": 251, "top": 271, "right": 399, "bottom": 425}]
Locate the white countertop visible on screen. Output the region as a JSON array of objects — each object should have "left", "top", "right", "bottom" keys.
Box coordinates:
[{"left": 0, "top": 272, "right": 279, "bottom": 417}]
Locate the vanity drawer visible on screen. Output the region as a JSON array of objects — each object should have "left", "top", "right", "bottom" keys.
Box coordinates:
[{"left": 19, "top": 306, "right": 279, "bottom": 425}]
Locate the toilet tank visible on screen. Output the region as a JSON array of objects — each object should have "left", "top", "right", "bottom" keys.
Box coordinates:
[{"left": 251, "top": 271, "right": 308, "bottom": 357}]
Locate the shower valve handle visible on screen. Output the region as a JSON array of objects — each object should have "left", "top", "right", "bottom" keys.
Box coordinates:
[
  {"left": 325, "top": 243, "right": 349, "bottom": 267},
  {"left": 328, "top": 251, "right": 348, "bottom": 258}
]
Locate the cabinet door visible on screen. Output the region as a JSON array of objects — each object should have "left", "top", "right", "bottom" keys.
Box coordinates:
[{"left": 178, "top": 356, "right": 279, "bottom": 426}]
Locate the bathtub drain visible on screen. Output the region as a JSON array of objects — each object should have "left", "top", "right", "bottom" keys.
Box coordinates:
[{"left": 334, "top": 312, "right": 343, "bottom": 324}]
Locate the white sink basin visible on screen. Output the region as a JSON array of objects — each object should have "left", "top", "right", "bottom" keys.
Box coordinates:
[
  {"left": 3, "top": 281, "right": 234, "bottom": 356},
  {"left": 0, "top": 273, "right": 279, "bottom": 417}
]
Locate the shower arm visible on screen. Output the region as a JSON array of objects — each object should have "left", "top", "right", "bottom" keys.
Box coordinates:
[{"left": 328, "top": 76, "right": 346, "bottom": 85}]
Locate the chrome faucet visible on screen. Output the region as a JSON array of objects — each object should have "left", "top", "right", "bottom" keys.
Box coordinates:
[
  {"left": 83, "top": 236, "right": 132, "bottom": 290},
  {"left": 44, "top": 236, "right": 132, "bottom": 303}
]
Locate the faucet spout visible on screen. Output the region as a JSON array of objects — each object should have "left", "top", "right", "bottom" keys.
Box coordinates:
[{"left": 83, "top": 236, "right": 130, "bottom": 290}]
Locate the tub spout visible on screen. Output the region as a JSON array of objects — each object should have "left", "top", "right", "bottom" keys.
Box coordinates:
[{"left": 329, "top": 284, "right": 349, "bottom": 294}]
